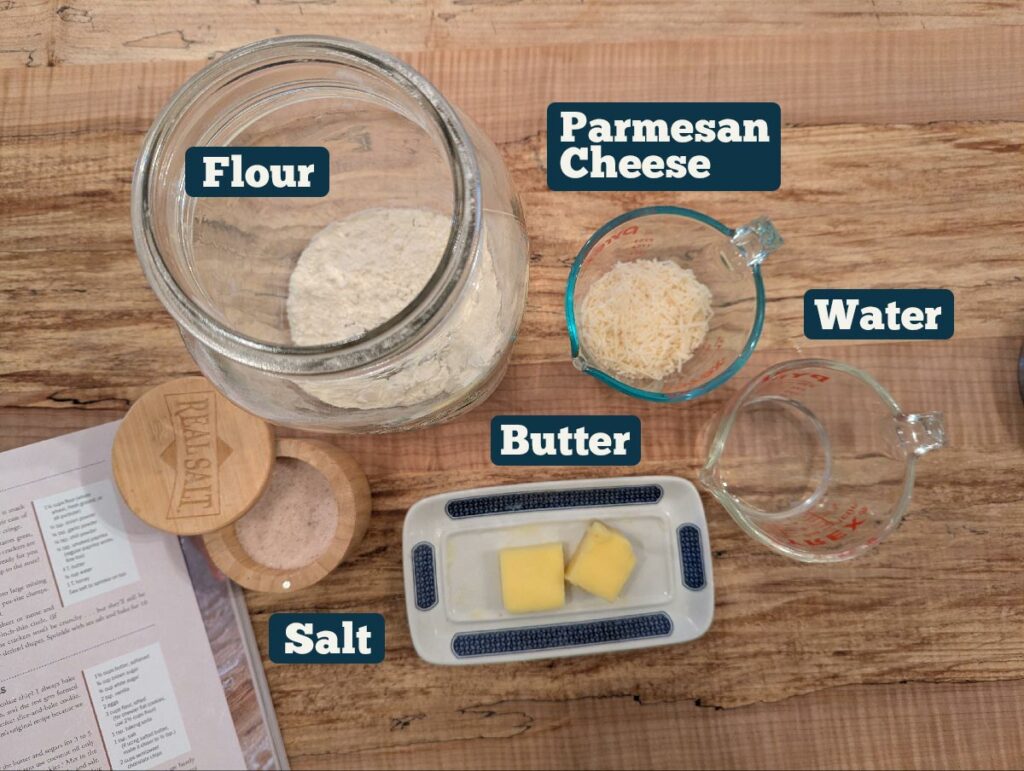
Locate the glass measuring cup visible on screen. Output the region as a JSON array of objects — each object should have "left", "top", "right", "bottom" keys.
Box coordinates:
[
  {"left": 699, "top": 359, "right": 946, "bottom": 562},
  {"left": 565, "top": 206, "right": 782, "bottom": 401}
]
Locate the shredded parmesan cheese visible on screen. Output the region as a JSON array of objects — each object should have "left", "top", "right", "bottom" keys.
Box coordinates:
[{"left": 578, "top": 259, "right": 712, "bottom": 382}]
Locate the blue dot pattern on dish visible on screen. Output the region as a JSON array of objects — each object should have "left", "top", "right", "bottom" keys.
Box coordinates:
[
  {"left": 451, "top": 612, "right": 672, "bottom": 657},
  {"left": 411, "top": 542, "right": 438, "bottom": 610},
  {"left": 677, "top": 524, "right": 706, "bottom": 590},
  {"left": 445, "top": 484, "right": 663, "bottom": 519}
]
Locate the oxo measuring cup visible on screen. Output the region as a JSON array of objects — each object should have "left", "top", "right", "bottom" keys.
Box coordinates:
[
  {"left": 699, "top": 359, "right": 946, "bottom": 562},
  {"left": 566, "top": 206, "right": 783, "bottom": 402}
]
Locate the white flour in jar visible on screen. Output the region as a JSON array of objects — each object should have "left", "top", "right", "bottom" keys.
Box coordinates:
[{"left": 287, "top": 208, "right": 504, "bottom": 409}]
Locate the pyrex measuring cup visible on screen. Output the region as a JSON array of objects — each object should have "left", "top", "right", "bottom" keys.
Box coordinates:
[
  {"left": 566, "top": 206, "right": 782, "bottom": 401},
  {"left": 700, "top": 359, "right": 946, "bottom": 562}
]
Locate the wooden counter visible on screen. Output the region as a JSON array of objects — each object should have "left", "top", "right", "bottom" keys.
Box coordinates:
[{"left": 2, "top": 3, "right": 1023, "bottom": 768}]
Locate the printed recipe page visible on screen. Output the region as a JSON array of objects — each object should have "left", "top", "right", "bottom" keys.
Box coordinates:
[{"left": 0, "top": 422, "right": 245, "bottom": 771}]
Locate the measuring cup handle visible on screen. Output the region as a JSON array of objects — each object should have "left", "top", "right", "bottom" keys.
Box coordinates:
[
  {"left": 731, "top": 217, "right": 783, "bottom": 266},
  {"left": 894, "top": 412, "right": 946, "bottom": 456}
]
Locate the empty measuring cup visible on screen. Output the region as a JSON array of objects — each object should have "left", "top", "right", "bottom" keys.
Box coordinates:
[
  {"left": 699, "top": 359, "right": 946, "bottom": 562},
  {"left": 566, "top": 206, "right": 782, "bottom": 402}
]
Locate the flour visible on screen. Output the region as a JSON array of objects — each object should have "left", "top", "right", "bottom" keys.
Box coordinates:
[
  {"left": 287, "top": 208, "right": 505, "bottom": 410},
  {"left": 288, "top": 208, "right": 446, "bottom": 344}
]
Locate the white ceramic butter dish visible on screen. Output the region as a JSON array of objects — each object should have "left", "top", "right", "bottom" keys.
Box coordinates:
[{"left": 402, "top": 476, "right": 714, "bottom": 665}]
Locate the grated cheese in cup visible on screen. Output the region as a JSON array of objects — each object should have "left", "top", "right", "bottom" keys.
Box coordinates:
[{"left": 578, "top": 258, "right": 713, "bottom": 382}]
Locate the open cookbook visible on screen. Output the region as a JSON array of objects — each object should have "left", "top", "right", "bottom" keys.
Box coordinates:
[{"left": 0, "top": 422, "right": 288, "bottom": 770}]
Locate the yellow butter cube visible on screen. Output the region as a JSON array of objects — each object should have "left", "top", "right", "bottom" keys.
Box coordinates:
[
  {"left": 566, "top": 521, "right": 636, "bottom": 602},
  {"left": 499, "top": 542, "right": 566, "bottom": 614}
]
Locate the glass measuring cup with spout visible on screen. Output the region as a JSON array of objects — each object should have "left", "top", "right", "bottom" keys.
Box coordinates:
[
  {"left": 565, "top": 206, "right": 783, "bottom": 402},
  {"left": 699, "top": 359, "right": 946, "bottom": 562}
]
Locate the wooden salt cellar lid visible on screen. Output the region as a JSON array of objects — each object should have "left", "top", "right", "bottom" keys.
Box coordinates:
[{"left": 112, "top": 376, "right": 275, "bottom": 536}]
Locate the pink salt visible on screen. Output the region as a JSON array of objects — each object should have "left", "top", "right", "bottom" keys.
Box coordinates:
[{"left": 234, "top": 457, "right": 338, "bottom": 570}]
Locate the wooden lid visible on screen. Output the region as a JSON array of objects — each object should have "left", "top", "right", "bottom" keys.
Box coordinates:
[
  {"left": 112, "top": 376, "right": 275, "bottom": 536},
  {"left": 203, "top": 438, "right": 372, "bottom": 593}
]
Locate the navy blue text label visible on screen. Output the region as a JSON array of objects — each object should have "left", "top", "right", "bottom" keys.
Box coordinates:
[
  {"left": 491, "top": 415, "right": 641, "bottom": 466},
  {"left": 185, "top": 147, "right": 330, "bottom": 197},
  {"left": 803, "top": 289, "right": 954, "bottom": 340},
  {"left": 269, "top": 613, "right": 385, "bottom": 663},
  {"left": 547, "top": 102, "right": 780, "bottom": 191}
]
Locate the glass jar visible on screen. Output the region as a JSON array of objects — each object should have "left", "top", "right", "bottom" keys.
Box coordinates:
[{"left": 132, "top": 36, "right": 529, "bottom": 433}]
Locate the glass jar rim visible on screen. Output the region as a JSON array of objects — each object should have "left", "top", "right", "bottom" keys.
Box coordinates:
[{"left": 131, "top": 35, "right": 482, "bottom": 376}]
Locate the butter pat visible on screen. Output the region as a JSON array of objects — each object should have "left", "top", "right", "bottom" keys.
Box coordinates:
[
  {"left": 566, "top": 521, "right": 636, "bottom": 602},
  {"left": 499, "top": 542, "right": 566, "bottom": 614}
]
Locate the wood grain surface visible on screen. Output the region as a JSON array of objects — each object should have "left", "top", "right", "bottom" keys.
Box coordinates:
[{"left": 2, "top": 2, "right": 1023, "bottom": 769}]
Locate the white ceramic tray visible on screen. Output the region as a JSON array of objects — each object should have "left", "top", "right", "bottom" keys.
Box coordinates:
[{"left": 402, "top": 476, "right": 714, "bottom": 665}]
